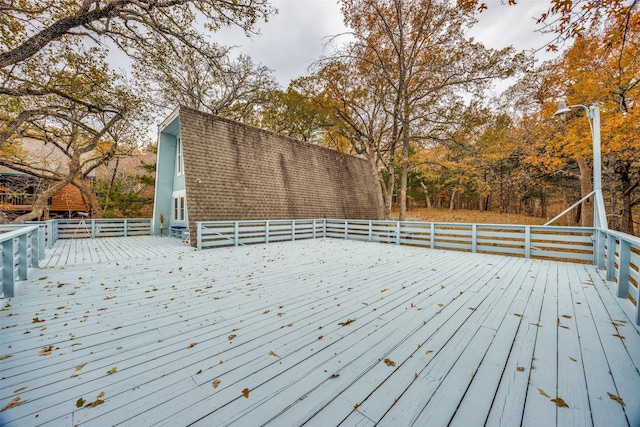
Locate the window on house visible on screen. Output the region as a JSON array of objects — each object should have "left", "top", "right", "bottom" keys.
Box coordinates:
[
  {"left": 176, "top": 135, "right": 183, "bottom": 176},
  {"left": 174, "top": 196, "right": 186, "bottom": 221}
]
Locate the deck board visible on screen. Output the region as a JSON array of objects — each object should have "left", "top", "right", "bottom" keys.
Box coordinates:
[{"left": 1, "top": 237, "right": 639, "bottom": 427}]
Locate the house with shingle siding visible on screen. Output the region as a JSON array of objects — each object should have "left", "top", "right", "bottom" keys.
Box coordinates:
[{"left": 152, "top": 106, "right": 384, "bottom": 245}]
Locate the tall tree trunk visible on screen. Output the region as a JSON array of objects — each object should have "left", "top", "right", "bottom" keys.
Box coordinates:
[
  {"left": 384, "top": 144, "right": 396, "bottom": 220},
  {"left": 577, "top": 159, "right": 594, "bottom": 227},
  {"left": 399, "top": 121, "right": 410, "bottom": 221}
]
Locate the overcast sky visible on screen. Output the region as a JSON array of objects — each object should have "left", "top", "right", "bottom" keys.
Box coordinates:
[{"left": 214, "top": 0, "right": 559, "bottom": 87}]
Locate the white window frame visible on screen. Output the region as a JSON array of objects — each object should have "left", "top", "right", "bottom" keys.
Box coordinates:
[
  {"left": 172, "top": 190, "right": 186, "bottom": 222},
  {"left": 176, "top": 134, "right": 183, "bottom": 176}
]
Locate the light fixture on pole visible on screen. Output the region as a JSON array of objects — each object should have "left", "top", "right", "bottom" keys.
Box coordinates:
[{"left": 552, "top": 101, "right": 607, "bottom": 230}]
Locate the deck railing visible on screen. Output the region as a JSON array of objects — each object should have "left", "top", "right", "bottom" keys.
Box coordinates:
[
  {"left": 0, "top": 225, "right": 44, "bottom": 298},
  {"left": 26, "top": 218, "right": 152, "bottom": 241},
  {"left": 197, "top": 219, "right": 595, "bottom": 263}
]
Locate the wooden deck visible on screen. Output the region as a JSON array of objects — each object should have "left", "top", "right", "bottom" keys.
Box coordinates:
[{"left": 1, "top": 237, "right": 639, "bottom": 426}]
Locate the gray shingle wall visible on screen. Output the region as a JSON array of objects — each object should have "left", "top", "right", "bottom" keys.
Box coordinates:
[{"left": 178, "top": 107, "right": 384, "bottom": 243}]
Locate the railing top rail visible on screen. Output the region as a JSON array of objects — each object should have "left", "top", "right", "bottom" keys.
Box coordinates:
[
  {"left": 597, "top": 227, "right": 640, "bottom": 247},
  {"left": 0, "top": 225, "right": 39, "bottom": 242}
]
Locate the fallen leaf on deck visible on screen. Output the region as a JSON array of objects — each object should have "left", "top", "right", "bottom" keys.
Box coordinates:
[
  {"left": 1, "top": 396, "right": 26, "bottom": 411},
  {"left": 384, "top": 358, "right": 396, "bottom": 366},
  {"left": 242, "top": 388, "right": 250, "bottom": 398},
  {"left": 280, "top": 323, "right": 293, "bottom": 328},
  {"left": 187, "top": 342, "right": 197, "bottom": 349},
  {"left": 561, "top": 314, "right": 572, "bottom": 319},
  {"left": 75, "top": 363, "right": 86, "bottom": 371},
  {"left": 76, "top": 398, "right": 85, "bottom": 408},
  {"left": 228, "top": 334, "right": 236, "bottom": 340},
  {"left": 85, "top": 399, "right": 104, "bottom": 408},
  {"left": 40, "top": 345, "right": 54, "bottom": 356},
  {"left": 277, "top": 312, "right": 285, "bottom": 317},
  {"left": 538, "top": 388, "right": 551, "bottom": 398},
  {"left": 32, "top": 317, "right": 45, "bottom": 323},
  {"left": 530, "top": 323, "right": 542, "bottom": 328},
  {"left": 516, "top": 367, "right": 525, "bottom": 372},
  {"left": 415, "top": 372, "right": 418, "bottom": 379},
  {"left": 104, "top": 296, "right": 115, "bottom": 300},
  {"left": 13, "top": 387, "right": 26, "bottom": 393},
  {"left": 513, "top": 313, "right": 522, "bottom": 317},
  {"left": 569, "top": 357, "right": 577, "bottom": 362},
  {"left": 269, "top": 351, "right": 278, "bottom": 357},
  {"left": 380, "top": 288, "right": 388, "bottom": 293},
  {"left": 338, "top": 319, "right": 355, "bottom": 327},
  {"left": 318, "top": 335, "right": 323, "bottom": 339},
  {"left": 97, "top": 392, "right": 105, "bottom": 399},
  {"left": 263, "top": 310, "right": 270, "bottom": 314},
  {"left": 196, "top": 369, "right": 202, "bottom": 374},
  {"left": 612, "top": 334, "right": 625, "bottom": 339},
  {"left": 551, "top": 397, "right": 569, "bottom": 408},
  {"left": 107, "top": 367, "right": 117, "bottom": 375},
  {"left": 607, "top": 392, "right": 625, "bottom": 406},
  {"left": 213, "top": 379, "right": 221, "bottom": 388},
  {"left": 0, "top": 355, "right": 11, "bottom": 361},
  {"left": 425, "top": 350, "right": 433, "bottom": 355}
]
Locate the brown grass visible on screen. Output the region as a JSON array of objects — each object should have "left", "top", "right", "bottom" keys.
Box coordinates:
[{"left": 392, "top": 208, "right": 549, "bottom": 226}]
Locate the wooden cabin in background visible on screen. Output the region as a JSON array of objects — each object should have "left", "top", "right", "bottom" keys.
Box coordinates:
[{"left": 1, "top": 172, "right": 92, "bottom": 220}]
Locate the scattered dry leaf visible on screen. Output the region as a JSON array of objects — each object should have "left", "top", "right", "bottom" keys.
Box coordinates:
[
  {"left": 380, "top": 288, "right": 388, "bottom": 292},
  {"left": 0, "top": 355, "right": 11, "bottom": 361},
  {"left": 1, "top": 396, "right": 26, "bottom": 411},
  {"left": 269, "top": 351, "right": 278, "bottom": 357},
  {"left": 40, "top": 345, "right": 54, "bottom": 356},
  {"left": 530, "top": 323, "right": 542, "bottom": 328},
  {"left": 96, "top": 392, "right": 105, "bottom": 399},
  {"left": 569, "top": 357, "right": 577, "bottom": 362},
  {"left": 85, "top": 399, "right": 105, "bottom": 408},
  {"left": 538, "top": 388, "right": 551, "bottom": 398},
  {"left": 608, "top": 392, "right": 625, "bottom": 406},
  {"left": 561, "top": 314, "right": 572, "bottom": 319},
  {"left": 384, "top": 358, "right": 396, "bottom": 367},
  {"left": 76, "top": 398, "right": 85, "bottom": 408},
  {"left": 516, "top": 366, "right": 525, "bottom": 372},
  {"left": 187, "top": 342, "right": 197, "bottom": 349},
  {"left": 75, "top": 363, "right": 86, "bottom": 371},
  {"left": 228, "top": 334, "right": 236, "bottom": 340},
  {"left": 13, "top": 387, "right": 26, "bottom": 393},
  {"left": 242, "top": 388, "right": 250, "bottom": 398},
  {"left": 612, "top": 334, "right": 625, "bottom": 339},
  {"left": 107, "top": 367, "right": 117, "bottom": 375},
  {"left": 338, "top": 319, "right": 355, "bottom": 327},
  {"left": 551, "top": 397, "right": 569, "bottom": 408},
  {"left": 32, "top": 317, "right": 45, "bottom": 323},
  {"left": 513, "top": 313, "right": 522, "bottom": 317},
  {"left": 213, "top": 379, "right": 221, "bottom": 388},
  {"left": 425, "top": 350, "right": 433, "bottom": 355}
]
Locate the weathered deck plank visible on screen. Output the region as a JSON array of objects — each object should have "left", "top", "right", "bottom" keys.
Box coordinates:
[{"left": 1, "top": 237, "right": 639, "bottom": 427}]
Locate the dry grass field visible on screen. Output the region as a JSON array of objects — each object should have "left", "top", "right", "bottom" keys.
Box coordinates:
[{"left": 392, "top": 208, "right": 551, "bottom": 226}]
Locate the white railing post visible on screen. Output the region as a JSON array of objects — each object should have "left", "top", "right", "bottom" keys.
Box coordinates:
[
  {"left": 124, "top": 219, "right": 128, "bottom": 237},
  {"left": 265, "top": 221, "right": 270, "bottom": 244},
  {"left": 368, "top": 221, "right": 372, "bottom": 242},
  {"left": 606, "top": 234, "right": 616, "bottom": 281},
  {"left": 292, "top": 220, "right": 296, "bottom": 241},
  {"left": 430, "top": 223, "right": 435, "bottom": 249},
  {"left": 471, "top": 224, "right": 477, "bottom": 253},
  {"left": 196, "top": 223, "right": 203, "bottom": 251},
  {"left": 2, "top": 238, "right": 16, "bottom": 298},
  {"left": 312, "top": 220, "right": 316, "bottom": 239},
  {"left": 595, "top": 229, "right": 605, "bottom": 269},
  {"left": 524, "top": 226, "right": 531, "bottom": 259},
  {"left": 396, "top": 222, "right": 401, "bottom": 245},
  {"left": 17, "top": 233, "right": 28, "bottom": 280},
  {"left": 344, "top": 220, "right": 348, "bottom": 240},
  {"left": 90, "top": 220, "right": 96, "bottom": 238},
  {"left": 234, "top": 222, "right": 239, "bottom": 246},
  {"left": 616, "top": 239, "right": 631, "bottom": 298},
  {"left": 323, "top": 219, "right": 327, "bottom": 238}
]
